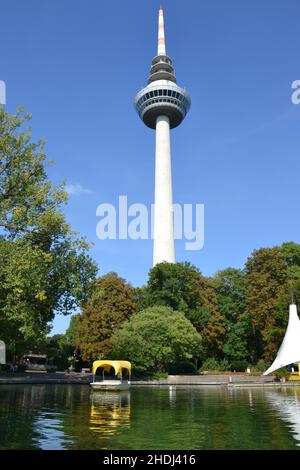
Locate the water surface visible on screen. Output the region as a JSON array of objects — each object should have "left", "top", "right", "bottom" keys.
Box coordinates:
[{"left": 1, "top": 385, "right": 300, "bottom": 449}]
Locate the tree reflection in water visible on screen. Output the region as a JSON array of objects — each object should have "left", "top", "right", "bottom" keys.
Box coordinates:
[{"left": 1, "top": 385, "right": 300, "bottom": 449}]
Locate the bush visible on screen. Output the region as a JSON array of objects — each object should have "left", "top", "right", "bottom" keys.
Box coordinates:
[
  {"left": 230, "top": 360, "right": 248, "bottom": 372},
  {"left": 200, "top": 357, "right": 219, "bottom": 372},
  {"left": 200, "top": 358, "right": 231, "bottom": 373},
  {"left": 251, "top": 359, "right": 270, "bottom": 372},
  {"left": 168, "top": 361, "right": 197, "bottom": 374},
  {"left": 275, "top": 367, "right": 289, "bottom": 381},
  {"left": 111, "top": 306, "right": 202, "bottom": 374},
  {"left": 152, "top": 371, "right": 168, "bottom": 380}
]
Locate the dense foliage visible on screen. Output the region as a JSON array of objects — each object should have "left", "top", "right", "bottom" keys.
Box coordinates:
[
  {"left": 75, "top": 273, "right": 138, "bottom": 362},
  {"left": 245, "top": 247, "right": 290, "bottom": 362},
  {"left": 121, "top": 249, "right": 299, "bottom": 373},
  {"left": 214, "top": 268, "right": 251, "bottom": 363},
  {"left": 0, "top": 108, "right": 97, "bottom": 357},
  {"left": 111, "top": 306, "right": 202, "bottom": 373},
  {"left": 138, "top": 262, "right": 225, "bottom": 358}
]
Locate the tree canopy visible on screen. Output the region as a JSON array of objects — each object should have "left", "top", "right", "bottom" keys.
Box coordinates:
[
  {"left": 245, "top": 247, "right": 290, "bottom": 362},
  {"left": 0, "top": 108, "right": 97, "bottom": 356},
  {"left": 139, "top": 262, "right": 225, "bottom": 359},
  {"left": 213, "top": 268, "right": 251, "bottom": 362},
  {"left": 76, "top": 273, "right": 138, "bottom": 362},
  {"left": 111, "top": 306, "right": 202, "bottom": 374}
]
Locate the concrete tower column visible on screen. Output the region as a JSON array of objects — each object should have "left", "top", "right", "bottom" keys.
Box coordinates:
[{"left": 153, "top": 115, "right": 175, "bottom": 265}]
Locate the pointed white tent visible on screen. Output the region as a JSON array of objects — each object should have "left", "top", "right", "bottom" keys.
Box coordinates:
[{"left": 264, "top": 303, "right": 300, "bottom": 376}]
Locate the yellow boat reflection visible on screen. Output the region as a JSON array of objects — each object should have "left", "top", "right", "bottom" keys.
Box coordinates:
[{"left": 89, "top": 391, "right": 131, "bottom": 435}]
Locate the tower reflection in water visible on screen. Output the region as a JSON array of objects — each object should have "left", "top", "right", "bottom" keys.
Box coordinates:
[{"left": 89, "top": 392, "right": 131, "bottom": 435}]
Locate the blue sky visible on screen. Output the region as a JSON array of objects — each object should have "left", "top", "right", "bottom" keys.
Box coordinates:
[{"left": 1, "top": 0, "right": 299, "bottom": 334}]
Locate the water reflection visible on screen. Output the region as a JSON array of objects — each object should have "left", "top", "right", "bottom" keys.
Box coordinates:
[
  {"left": 248, "top": 390, "right": 254, "bottom": 412},
  {"left": 1, "top": 385, "right": 300, "bottom": 449},
  {"left": 168, "top": 385, "right": 176, "bottom": 407},
  {"left": 34, "top": 412, "right": 72, "bottom": 450},
  {"left": 266, "top": 388, "right": 300, "bottom": 446},
  {"left": 89, "top": 391, "right": 131, "bottom": 435}
]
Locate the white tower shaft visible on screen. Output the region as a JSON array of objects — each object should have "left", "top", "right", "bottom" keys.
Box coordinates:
[{"left": 153, "top": 115, "right": 175, "bottom": 265}]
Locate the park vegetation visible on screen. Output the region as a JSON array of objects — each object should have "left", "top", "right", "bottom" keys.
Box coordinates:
[
  {"left": 71, "top": 247, "right": 300, "bottom": 375},
  {"left": 1, "top": 108, "right": 300, "bottom": 375},
  {"left": 75, "top": 273, "right": 138, "bottom": 362},
  {"left": 0, "top": 108, "right": 97, "bottom": 360}
]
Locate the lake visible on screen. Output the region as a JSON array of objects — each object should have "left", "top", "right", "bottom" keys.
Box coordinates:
[{"left": 0, "top": 384, "right": 300, "bottom": 449}]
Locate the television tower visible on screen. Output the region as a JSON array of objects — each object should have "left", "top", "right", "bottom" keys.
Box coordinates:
[{"left": 135, "top": 8, "right": 191, "bottom": 266}]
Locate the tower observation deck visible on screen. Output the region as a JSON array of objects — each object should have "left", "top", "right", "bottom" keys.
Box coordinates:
[{"left": 135, "top": 8, "right": 191, "bottom": 266}]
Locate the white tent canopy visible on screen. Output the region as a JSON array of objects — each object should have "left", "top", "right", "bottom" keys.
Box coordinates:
[{"left": 264, "top": 303, "right": 300, "bottom": 376}]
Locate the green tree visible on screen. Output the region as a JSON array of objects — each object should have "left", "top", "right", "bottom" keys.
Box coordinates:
[
  {"left": 0, "top": 238, "right": 53, "bottom": 354},
  {"left": 214, "top": 268, "right": 246, "bottom": 322},
  {"left": 245, "top": 247, "right": 290, "bottom": 362},
  {"left": 0, "top": 108, "right": 66, "bottom": 236},
  {"left": 0, "top": 108, "right": 97, "bottom": 356},
  {"left": 44, "top": 334, "right": 73, "bottom": 370},
  {"left": 65, "top": 314, "right": 80, "bottom": 348},
  {"left": 213, "top": 268, "right": 251, "bottom": 362},
  {"left": 111, "top": 306, "right": 202, "bottom": 374},
  {"left": 143, "top": 262, "right": 225, "bottom": 358},
  {"left": 76, "top": 273, "right": 138, "bottom": 362},
  {"left": 222, "top": 320, "right": 251, "bottom": 363},
  {"left": 145, "top": 262, "right": 204, "bottom": 313},
  {"left": 281, "top": 242, "right": 300, "bottom": 301}
]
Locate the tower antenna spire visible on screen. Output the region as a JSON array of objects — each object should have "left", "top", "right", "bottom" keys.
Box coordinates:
[{"left": 158, "top": 6, "right": 166, "bottom": 55}]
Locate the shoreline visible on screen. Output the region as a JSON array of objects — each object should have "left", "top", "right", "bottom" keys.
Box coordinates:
[{"left": 1, "top": 372, "right": 299, "bottom": 387}]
